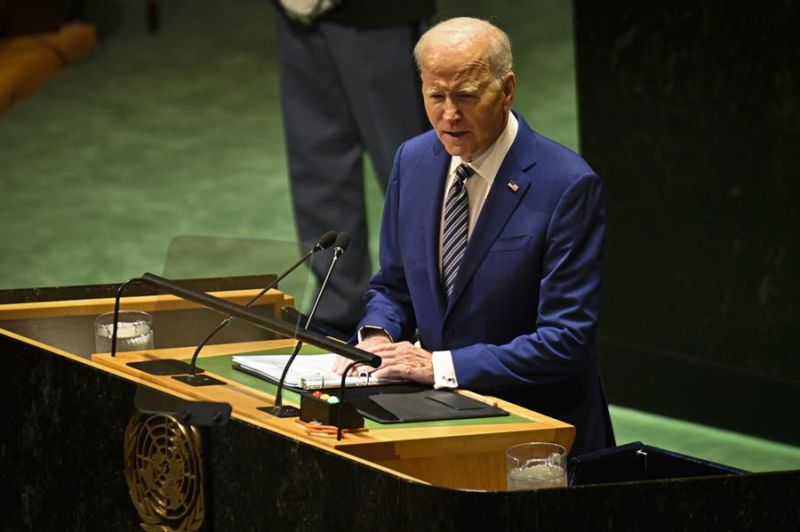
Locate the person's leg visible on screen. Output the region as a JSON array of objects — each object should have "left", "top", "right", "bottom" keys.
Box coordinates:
[
  {"left": 276, "top": 13, "right": 369, "bottom": 335},
  {"left": 323, "top": 21, "right": 430, "bottom": 187}
]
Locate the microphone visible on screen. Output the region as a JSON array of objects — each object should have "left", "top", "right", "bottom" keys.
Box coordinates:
[
  {"left": 262, "top": 232, "right": 350, "bottom": 417},
  {"left": 179, "top": 231, "right": 337, "bottom": 385},
  {"left": 332, "top": 232, "right": 350, "bottom": 258}
]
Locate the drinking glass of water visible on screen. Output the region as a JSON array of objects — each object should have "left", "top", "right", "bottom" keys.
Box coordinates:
[
  {"left": 94, "top": 310, "right": 154, "bottom": 353},
  {"left": 506, "top": 442, "right": 568, "bottom": 490}
]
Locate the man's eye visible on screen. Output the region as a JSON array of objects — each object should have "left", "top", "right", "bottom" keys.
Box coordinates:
[{"left": 428, "top": 94, "right": 444, "bottom": 101}]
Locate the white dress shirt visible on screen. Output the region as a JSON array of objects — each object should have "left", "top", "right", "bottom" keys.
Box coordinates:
[{"left": 432, "top": 112, "right": 519, "bottom": 389}]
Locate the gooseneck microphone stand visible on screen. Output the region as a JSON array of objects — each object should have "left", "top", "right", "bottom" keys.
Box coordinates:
[
  {"left": 262, "top": 233, "right": 350, "bottom": 417},
  {"left": 178, "top": 231, "right": 337, "bottom": 385},
  {"left": 108, "top": 232, "right": 337, "bottom": 385}
]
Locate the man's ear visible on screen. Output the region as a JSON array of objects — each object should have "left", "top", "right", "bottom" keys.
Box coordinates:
[{"left": 503, "top": 71, "right": 516, "bottom": 108}]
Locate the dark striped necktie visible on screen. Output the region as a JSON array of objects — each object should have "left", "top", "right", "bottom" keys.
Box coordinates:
[{"left": 441, "top": 163, "right": 475, "bottom": 299}]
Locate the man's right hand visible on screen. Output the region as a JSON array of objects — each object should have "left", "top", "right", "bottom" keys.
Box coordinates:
[{"left": 331, "top": 329, "right": 392, "bottom": 375}]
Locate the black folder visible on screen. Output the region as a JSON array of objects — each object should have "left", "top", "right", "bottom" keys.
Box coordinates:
[
  {"left": 307, "top": 384, "right": 507, "bottom": 423},
  {"left": 365, "top": 389, "right": 508, "bottom": 423}
]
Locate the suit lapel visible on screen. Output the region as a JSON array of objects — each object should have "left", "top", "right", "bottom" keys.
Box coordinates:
[
  {"left": 421, "top": 142, "right": 451, "bottom": 317},
  {"left": 445, "top": 124, "right": 538, "bottom": 315}
]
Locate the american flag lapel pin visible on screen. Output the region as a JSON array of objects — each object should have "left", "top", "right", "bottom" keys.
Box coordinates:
[{"left": 507, "top": 181, "right": 519, "bottom": 192}]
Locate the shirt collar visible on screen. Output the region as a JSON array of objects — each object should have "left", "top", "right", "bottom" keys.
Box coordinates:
[{"left": 449, "top": 111, "right": 519, "bottom": 184}]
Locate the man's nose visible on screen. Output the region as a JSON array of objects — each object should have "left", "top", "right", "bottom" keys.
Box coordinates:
[{"left": 442, "top": 98, "right": 460, "bottom": 121}]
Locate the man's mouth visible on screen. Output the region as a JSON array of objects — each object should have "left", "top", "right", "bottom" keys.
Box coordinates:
[{"left": 443, "top": 130, "right": 468, "bottom": 138}]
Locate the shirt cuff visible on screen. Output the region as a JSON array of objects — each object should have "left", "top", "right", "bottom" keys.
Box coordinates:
[
  {"left": 357, "top": 326, "right": 393, "bottom": 343},
  {"left": 432, "top": 350, "right": 458, "bottom": 389}
]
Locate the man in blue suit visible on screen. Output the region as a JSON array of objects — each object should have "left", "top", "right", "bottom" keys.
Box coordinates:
[{"left": 340, "top": 17, "right": 614, "bottom": 456}]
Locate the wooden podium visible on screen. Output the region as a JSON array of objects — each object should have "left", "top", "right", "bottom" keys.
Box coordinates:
[
  {"left": 0, "top": 276, "right": 572, "bottom": 529},
  {"left": 1, "top": 277, "right": 796, "bottom": 531},
  {"left": 94, "top": 338, "right": 572, "bottom": 483}
]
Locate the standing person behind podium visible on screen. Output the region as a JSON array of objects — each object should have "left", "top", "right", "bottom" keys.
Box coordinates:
[
  {"left": 340, "top": 17, "right": 615, "bottom": 456},
  {"left": 274, "top": 1, "right": 435, "bottom": 338}
]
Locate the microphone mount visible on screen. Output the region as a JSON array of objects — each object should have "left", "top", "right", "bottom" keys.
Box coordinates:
[
  {"left": 107, "top": 271, "right": 381, "bottom": 388},
  {"left": 181, "top": 231, "right": 337, "bottom": 384}
]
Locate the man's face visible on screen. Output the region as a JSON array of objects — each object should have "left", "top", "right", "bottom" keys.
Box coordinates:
[{"left": 420, "top": 43, "right": 515, "bottom": 162}]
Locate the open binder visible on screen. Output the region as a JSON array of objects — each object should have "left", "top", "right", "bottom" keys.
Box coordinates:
[{"left": 232, "top": 352, "right": 404, "bottom": 390}]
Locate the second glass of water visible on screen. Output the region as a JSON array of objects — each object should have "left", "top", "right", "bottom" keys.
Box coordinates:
[
  {"left": 94, "top": 310, "right": 154, "bottom": 353},
  {"left": 506, "top": 442, "right": 568, "bottom": 490}
]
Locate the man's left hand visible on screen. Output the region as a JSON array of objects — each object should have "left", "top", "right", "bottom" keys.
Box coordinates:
[{"left": 369, "top": 341, "right": 434, "bottom": 385}]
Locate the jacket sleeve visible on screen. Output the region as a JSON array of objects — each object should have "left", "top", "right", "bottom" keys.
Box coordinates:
[
  {"left": 451, "top": 172, "right": 606, "bottom": 390},
  {"left": 357, "top": 143, "right": 417, "bottom": 342}
]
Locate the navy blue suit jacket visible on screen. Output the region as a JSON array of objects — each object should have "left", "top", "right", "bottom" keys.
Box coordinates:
[{"left": 359, "top": 114, "right": 615, "bottom": 455}]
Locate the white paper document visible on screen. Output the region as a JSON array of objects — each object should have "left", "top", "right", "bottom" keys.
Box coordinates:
[{"left": 232, "top": 353, "right": 403, "bottom": 389}]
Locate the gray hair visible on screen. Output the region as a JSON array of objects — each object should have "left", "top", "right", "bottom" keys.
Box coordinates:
[{"left": 413, "top": 17, "right": 513, "bottom": 81}]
